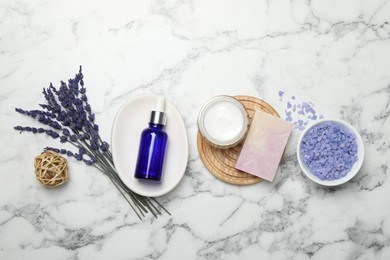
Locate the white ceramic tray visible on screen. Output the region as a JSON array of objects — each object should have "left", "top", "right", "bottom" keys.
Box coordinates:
[{"left": 111, "top": 94, "right": 188, "bottom": 197}]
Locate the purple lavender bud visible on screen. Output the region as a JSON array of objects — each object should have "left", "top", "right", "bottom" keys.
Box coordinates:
[
  {"left": 60, "top": 136, "right": 68, "bottom": 143},
  {"left": 67, "top": 151, "right": 73, "bottom": 157},
  {"left": 15, "top": 108, "right": 27, "bottom": 115},
  {"left": 83, "top": 121, "right": 91, "bottom": 129},
  {"left": 91, "top": 132, "right": 99, "bottom": 143},
  {"left": 88, "top": 114, "right": 95, "bottom": 122},
  {"left": 79, "top": 111, "right": 87, "bottom": 120},
  {"left": 79, "top": 147, "right": 86, "bottom": 155},
  {"left": 83, "top": 159, "right": 94, "bottom": 165},
  {"left": 74, "top": 153, "right": 83, "bottom": 161},
  {"left": 47, "top": 130, "right": 59, "bottom": 139},
  {"left": 78, "top": 133, "right": 85, "bottom": 141},
  {"left": 75, "top": 123, "right": 82, "bottom": 131},
  {"left": 84, "top": 133, "right": 91, "bottom": 140},
  {"left": 70, "top": 134, "right": 78, "bottom": 142},
  {"left": 62, "top": 129, "right": 70, "bottom": 136},
  {"left": 54, "top": 105, "right": 61, "bottom": 113},
  {"left": 90, "top": 142, "right": 98, "bottom": 150},
  {"left": 63, "top": 117, "right": 71, "bottom": 126},
  {"left": 14, "top": 126, "right": 24, "bottom": 131},
  {"left": 100, "top": 142, "right": 109, "bottom": 152},
  {"left": 39, "top": 116, "right": 48, "bottom": 123},
  {"left": 45, "top": 147, "right": 60, "bottom": 153},
  {"left": 67, "top": 110, "right": 74, "bottom": 117},
  {"left": 60, "top": 149, "right": 67, "bottom": 154},
  {"left": 49, "top": 121, "right": 61, "bottom": 130},
  {"left": 85, "top": 104, "right": 91, "bottom": 113}
]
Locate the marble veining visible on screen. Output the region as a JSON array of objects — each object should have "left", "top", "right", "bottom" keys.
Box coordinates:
[{"left": 1, "top": 0, "right": 390, "bottom": 259}]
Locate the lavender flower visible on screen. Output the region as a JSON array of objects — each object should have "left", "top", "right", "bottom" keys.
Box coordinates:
[{"left": 14, "top": 66, "right": 168, "bottom": 220}]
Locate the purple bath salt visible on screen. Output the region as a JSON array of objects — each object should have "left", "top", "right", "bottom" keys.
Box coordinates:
[
  {"left": 279, "top": 91, "right": 285, "bottom": 101},
  {"left": 300, "top": 121, "right": 358, "bottom": 181},
  {"left": 279, "top": 90, "right": 324, "bottom": 131}
]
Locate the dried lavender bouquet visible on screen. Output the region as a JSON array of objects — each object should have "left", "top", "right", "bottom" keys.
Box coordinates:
[{"left": 14, "top": 67, "right": 169, "bottom": 219}]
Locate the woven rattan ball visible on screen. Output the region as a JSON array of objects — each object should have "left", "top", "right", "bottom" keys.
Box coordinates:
[{"left": 34, "top": 150, "right": 68, "bottom": 187}]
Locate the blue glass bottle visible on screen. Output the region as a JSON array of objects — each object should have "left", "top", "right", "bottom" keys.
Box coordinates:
[{"left": 135, "top": 96, "right": 168, "bottom": 181}]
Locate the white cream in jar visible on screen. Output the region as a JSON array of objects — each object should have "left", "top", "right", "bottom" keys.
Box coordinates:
[{"left": 198, "top": 96, "right": 248, "bottom": 148}]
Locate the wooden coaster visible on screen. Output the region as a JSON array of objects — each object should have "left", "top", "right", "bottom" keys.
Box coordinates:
[{"left": 197, "top": 95, "right": 280, "bottom": 185}]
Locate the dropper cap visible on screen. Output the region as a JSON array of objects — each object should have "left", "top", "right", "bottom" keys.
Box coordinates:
[{"left": 150, "top": 96, "right": 167, "bottom": 125}]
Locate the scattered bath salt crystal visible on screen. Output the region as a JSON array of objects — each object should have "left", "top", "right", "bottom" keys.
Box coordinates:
[
  {"left": 294, "top": 120, "right": 305, "bottom": 130},
  {"left": 278, "top": 90, "right": 324, "bottom": 131},
  {"left": 300, "top": 121, "right": 358, "bottom": 181},
  {"left": 302, "top": 102, "right": 311, "bottom": 113},
  {"left": 279, "top": 91, "right": 285, "bottom": 101}
]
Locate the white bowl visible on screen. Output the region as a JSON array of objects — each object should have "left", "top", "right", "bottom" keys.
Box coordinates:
[{"left": 297, "top": 119, "right": 364, "bottom": 186}]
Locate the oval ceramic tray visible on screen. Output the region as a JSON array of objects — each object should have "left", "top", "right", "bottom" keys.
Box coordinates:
[{"left": 111, "top": 94, "right": 188, "bottom": 197}]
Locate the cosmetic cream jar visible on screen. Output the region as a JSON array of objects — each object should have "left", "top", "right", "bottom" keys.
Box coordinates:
[{"left": 198, "top": 96, "right": 248, "bottom": 149}]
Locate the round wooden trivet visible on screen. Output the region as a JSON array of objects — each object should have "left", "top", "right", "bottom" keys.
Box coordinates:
[{"left": 197, "top": 95, "right": 280, "bottom": 185}]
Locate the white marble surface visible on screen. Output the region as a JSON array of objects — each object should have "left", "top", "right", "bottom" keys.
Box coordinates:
[{"left": 1, "top": 0, "right": 390, "bottom": 259}]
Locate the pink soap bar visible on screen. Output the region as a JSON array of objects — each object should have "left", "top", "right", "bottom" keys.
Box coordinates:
[{"left": 235, "top": 110, "right": 292, "bottom": 181}]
